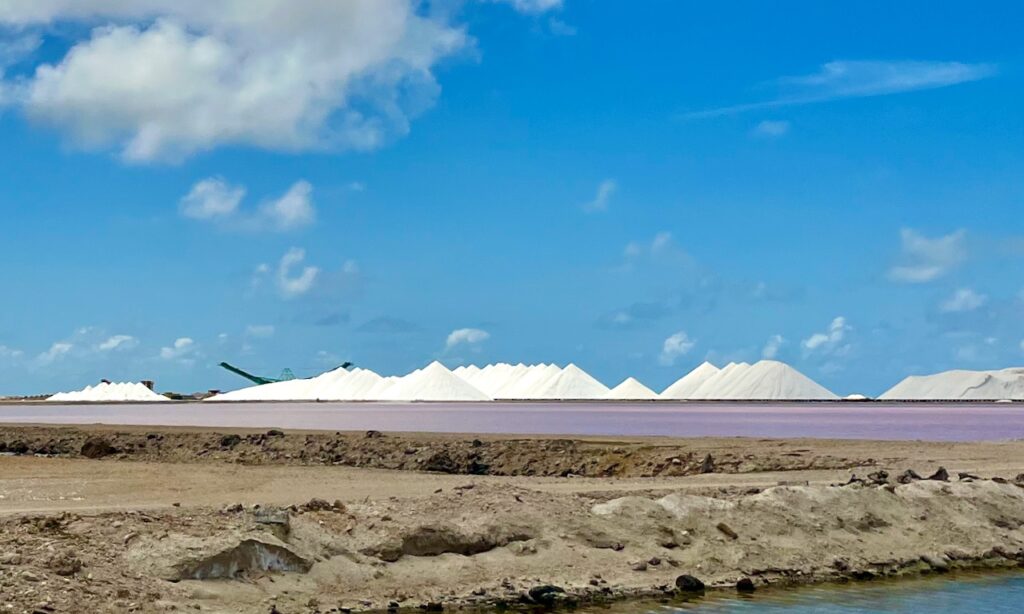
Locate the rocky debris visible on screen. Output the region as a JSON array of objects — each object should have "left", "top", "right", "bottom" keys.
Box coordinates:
[
  {"left": 365, "top": 430, "right": 383, "bottom": 439},
  {"left": 700, "top": 454, "right": 715, "bottom": 474},
  {"left": 128, "top": 532, "right": 311, "bottom": 581},
  {"left": 897, "top": 469, "right": 923, "bottom": 484},
  {"left": 716, "top": 522, "right": 738, "bottom": 540},
  {"left": 674, "top": 574, "right": 705, "bottom": 593},
  {"left": 629, "top": 560, "right": 648, "bottom": 572},
  {"left": 80, "top": 436, "right": 116, "bottom": 459},
  {"left": 366, "top": 523, "right": 535, "bottom": 562},
  {"left": 927, "top": 467, "right": 950, "bottom": 481},
  {"left": 525, "top": 585, "right": 568, "bottom": 607},
  {"left": 958, "top": 472, "right": 981, "bottom": 481},
  {"left": 294, "top": 498, "right": 346, "bottom": 514},
  {"left": 219, "top": 434, "right": 242, "bottom": 449},
  {"left": 736, "top": 577, "right": 756, "bottom": 593}
]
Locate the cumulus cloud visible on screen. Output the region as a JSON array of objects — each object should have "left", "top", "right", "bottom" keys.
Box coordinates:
[
  {"left": 179, "top": 177, "right": 245, "bottom": 220},
  {"left": 659, "top": 331, "right": 695, "bottom": 366},
  {"left": 685, "top": 60, "right": 996, "bottom": 119},
  {"left": 762, "top": 334, "right": 785, "bottom": 359},
  {"left": 181, "top": 178, "right": 314, "bottom": 231},
  {"left": 802, "top": 316, "right": 851, "bottom": 356},
  {"left": 0, "top": 1, "right": 469, "bottom": 162},
  {"left": 445, "top": 328, "right": 490, "bottom": 350},
  {"left": 582, "top": 179, "right": 616, "bottom": 213},
  {"left": 97, "top": 334, "right": 138, "bottom": 352},
  {"left": 752, "top": 120, "right": 790, "bottom": 137},
  {"left": 888, "top": 229, "right": 967, "bottom": 283},
  {"left": 940, "top": 288, "right": 987, "bottom": 313},
  {"left": 276, "top": 248, "right": 320, "bottom": 299},
  {"left": 159, "top": 337, "right": 196, "bottom": 362}
]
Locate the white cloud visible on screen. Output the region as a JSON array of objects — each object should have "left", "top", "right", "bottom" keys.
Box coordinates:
[
  {"left": 940, "top": 288, "right": 987, "bottom": 313},
  {"left": 659, "top": 331, "right": 695, "bottom": 366},
  {"left": 802, "top": 316, "right": 851, "bottom": 356},
  {"left": 489, "top": 0, "right": 563, "bottom": 14},
  {"left": 1020, "top": 339, "right": 1024, "bottom": 353},
  {"left": 445, "top": 328, "right": 490, "bottom": 350},
  {"left": 180, "top": 177, "right": 245, "bottom": 220},
  {"left": 0, "top": 1, "right": 469, "bottom": 162},
  {"left": 888, "top": 229, "right": 967, "bottom": 283},
  {"left": 762, "top": 334, "right": 785, "bottom": 359},
  {"left": 37, "top": 341, "right": 73, "bottom": 365},
  {"left": 245, "top": 324, "right": 275, "bottom": 339},
  {"left": 0, "top": 344, "right": 24, "bottom": 362},
  {"left": 752, "top": 120, "right": 790, "bottom": 137},
  {"left": 260, "top": 180, "right": 314, "bottom": 230},
  {"left": 276, "top": 247, "right": 320, "bottom": 298},
  {"left": 685, "top": 60, "right": 996, "bottom": 119},
  {"left": 181, "top": 178, "right": 314, "bottom": 231},
  {"left": 159, "top": 337, "right": 195, "bottom": 362},
  {"left": 97, "top": 334, "right": 138, "bottom": 351},
  {"left": 582, "top": 179, "right": 616, "bottom": 213},
  {"left": 651, "top": 231, "right": 673, "bottom": 253}
]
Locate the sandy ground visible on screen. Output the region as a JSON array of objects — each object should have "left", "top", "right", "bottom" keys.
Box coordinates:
[{"left": 3, "top": 425, "right": 1024, "bottom": 613}]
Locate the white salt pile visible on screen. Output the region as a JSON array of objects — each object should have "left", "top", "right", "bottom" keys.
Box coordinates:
[
  {"left": 709, "top": 360, "right": 838, "bottom": 400},
  {"left": 525, "top": 363, "right": 610, "bottom": 400},
  {"left": 688, "top": 362, "right": 751, "bottom": 399},
  {"left": 660, "top": 361, "right": 720, "bottom": 399},
  {"left": 880, "top": 367, "right": 1024, "bottom": 401},
  {"left": 844, "top": 394, "right": 871, "bottom": 401},
  {"left": 604, "top": 377, "right": 658, "bottom": 400},
  {"left": 494, "top": 363, "right": 563, "bottom": 399},
  {"left": 47, "top": 382, "right": 170, "bottom": 402},
  {"left": 661, "top": 360, "right": 837, "bottom": 400},
  {"left": 377, "top": 361, "right": 491, "bottom": 401}
]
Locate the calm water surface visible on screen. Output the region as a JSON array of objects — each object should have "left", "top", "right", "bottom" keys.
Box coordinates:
[
  {"left": 596, "top": 572, "right": 1024, "bottom": 613},
  {"left": 0, "top": 401, "right": 1023, "bottom": 441}
]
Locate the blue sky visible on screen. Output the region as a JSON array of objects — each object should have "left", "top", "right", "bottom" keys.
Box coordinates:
[{"left": 1, "top": 0, "right": 1022, "bottom": 396}]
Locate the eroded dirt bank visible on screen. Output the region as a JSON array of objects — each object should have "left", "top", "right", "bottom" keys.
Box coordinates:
[
  {"left": 5, "top": 423, "right": 1024, "bottom": 478},
  {"left": 4, "top": 425, "right": 1024, "bottom": 613},
  {"left": 4, "top": 477, "right": 1024, "bottom": 613}
]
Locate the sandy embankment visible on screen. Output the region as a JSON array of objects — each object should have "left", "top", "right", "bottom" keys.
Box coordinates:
[{"left": 2, "top": 425, "right": 1024, "bottom": 613}]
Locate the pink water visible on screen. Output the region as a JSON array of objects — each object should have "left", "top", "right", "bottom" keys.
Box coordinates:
[{"left": 2, "top": 402, "right": 1023, "bottom": 441}]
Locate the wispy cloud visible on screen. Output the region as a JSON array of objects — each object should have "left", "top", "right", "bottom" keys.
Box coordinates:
[
  {"left": 940, "top": 288, "right": 987, "bottom": 313},
  {"left": 752, "top": 120, "right": 790, "bottom": 138},
  {"left": 274, "top": 248, "right": 320, "bottom": 299},
  {"left": 762, "top": 334, "right": 785, "bottom": 359},
  {"left": 683, "top": 60, "right": 996, "bottom": 119},
  {"left": 489, "top": 0, "right": 563, "bottom": 14},
  {"left": 888, "top": 228, "right": 966, "bottom": 283},
  {"left": 582, "top": 179, "right": 616, "bottom": 213}
]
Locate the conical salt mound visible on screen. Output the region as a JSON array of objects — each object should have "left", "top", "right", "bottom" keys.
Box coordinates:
[
  {"left": 688, "top": 362, "right": 750, "bottom": 399},
  {"left": 495, "top": 363, "right": 562, "bottom": 399},
  {"left": 661, "top": 361, "right": 720, "bottom": 399},
  {"left": 526, "top": 364, "right": 609, "bottom": 399},
  {"left": 708, "top": 360, "right": 837, "bottom": 400},
  {"left": 378, "top": 361, "right": 491, "bottom": 401},
  {"left": 604, "top": 377, "right": 658, "bottom": 400},
  {"left": 880, "top": 367, "right": 1024, "bottom": 400},
  {"left": 48, "top": 381, "right": 169, "bottom": 402}
]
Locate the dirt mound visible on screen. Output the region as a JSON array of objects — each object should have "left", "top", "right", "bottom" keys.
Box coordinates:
[{"left": 0, "top": 425, "right": 874, "bottom": 478}]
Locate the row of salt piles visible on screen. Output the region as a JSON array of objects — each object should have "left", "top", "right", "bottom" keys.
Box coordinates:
[
  {"left": 659, "top": 360, "right": 838, "bottom": 400},
  {"left": 46, "top": 382, "right": 170, "bottom": 402}
]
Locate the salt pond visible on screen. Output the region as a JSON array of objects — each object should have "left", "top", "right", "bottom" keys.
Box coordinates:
[
  {"left": 2, "top": 401, "right": 1024, "bottom": 441},
  {"left": 599, "top": 571, "right": 1024, "bottom": 613}
]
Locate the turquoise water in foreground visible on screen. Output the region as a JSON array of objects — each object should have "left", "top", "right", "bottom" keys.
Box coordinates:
[{"left": 597, "top": 572, "right": 1024, "bottom": 613}]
